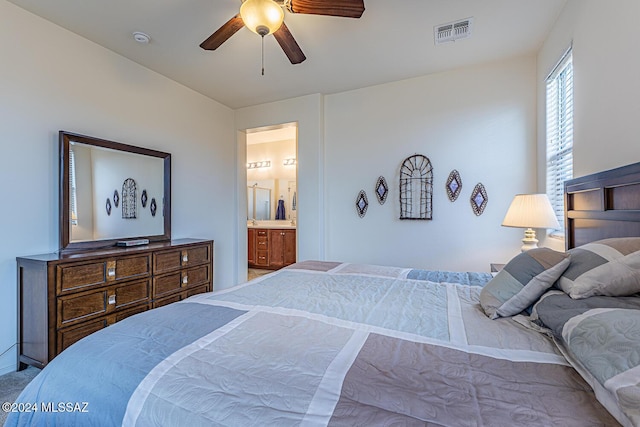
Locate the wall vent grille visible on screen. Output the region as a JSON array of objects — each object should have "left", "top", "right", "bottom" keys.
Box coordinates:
[{"left": 435, "top": 18, "right": 473, "bottom": 44}]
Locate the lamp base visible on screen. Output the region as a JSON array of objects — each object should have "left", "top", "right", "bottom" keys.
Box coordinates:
[{"left": 520, "top": 228, "right": 539, "bottom": 252}]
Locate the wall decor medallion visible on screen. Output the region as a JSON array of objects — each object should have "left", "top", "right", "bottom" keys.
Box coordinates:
[
  {"left": 122, "top": 178, "right": 137, "bottom": 219},
  {"left": 470, "top": 183, "right": 488, "bottom": 216},
  {"left": 113, "top": 190, "right": 120, "bottom": 208},
  {"left": 356, "top": 190, "right": 369, "bottom": 218},
  {"left": 105, "top": 198, "right": 112, "bottom": 216},
  {"left": 375, "top": 176, "right": 389, "bottom": 204},
  {"left": 150, "top": 198, "right": 157, "bottom": 217},
  {"left": 446, "top": 170, "right": 462, "bottom": 202},
  {"left": 399, "top": 154, "right": 433, "bottom": 220},
  {"left": 141, "top": 190, "right": 148, "bottom": 208}
]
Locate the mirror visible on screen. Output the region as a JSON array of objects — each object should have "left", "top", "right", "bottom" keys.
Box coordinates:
[
  {"left": 60, "top": 131, "right": 171, "bottom": 251},
  {"left": 247, "top": 185, "right": 272, "bottom": 221}
]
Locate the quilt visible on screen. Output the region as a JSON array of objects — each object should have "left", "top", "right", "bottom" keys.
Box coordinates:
[{"left": 5, "top": 262, "right": 618, "bottom": 426}]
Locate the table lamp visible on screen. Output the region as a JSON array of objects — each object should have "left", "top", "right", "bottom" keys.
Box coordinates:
[{"left": 502, "top": 194, "right": 560, "bottom": 252}]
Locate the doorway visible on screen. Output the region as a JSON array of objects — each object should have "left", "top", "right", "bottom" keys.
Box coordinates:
[{"left": 245, "top": 123, "right": 298, "bottom": 279}]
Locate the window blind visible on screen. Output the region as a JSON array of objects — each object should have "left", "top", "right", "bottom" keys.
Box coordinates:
[
  {"left": 70, "top": 149, "right": 78, "bottom": 225},
  {"left": 546, "top": 49, "right": 573, "bottom": 234}
]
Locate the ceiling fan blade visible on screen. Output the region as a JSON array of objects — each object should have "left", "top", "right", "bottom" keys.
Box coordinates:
[
  {"left": 200, "top": 14, "right": 245, "bottom": 50},
  {"left": 287, "top": 0, "right": 365, "bottom": 18},
  {"left": 273, "top": 22, "right": 306, "bottom": 64}
]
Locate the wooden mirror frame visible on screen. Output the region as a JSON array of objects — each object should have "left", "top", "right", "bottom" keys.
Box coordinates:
[{"left": 59, "top": 131, "right": 171, "bottom": 251}]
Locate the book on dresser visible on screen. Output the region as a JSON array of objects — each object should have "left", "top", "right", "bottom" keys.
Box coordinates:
[{"left": 16, "top": 238, "right": 213, "bottom": 370}]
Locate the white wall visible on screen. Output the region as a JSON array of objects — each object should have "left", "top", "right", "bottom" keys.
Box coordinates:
[
  {"left": 0, "top": 2, "right": 235, "bottom": 375},
  {"left": 324, "top": 57, "right": 538, "bottom": 271},
  {"left": 536, "top": 0, "right": 640, "bottom": 251}
]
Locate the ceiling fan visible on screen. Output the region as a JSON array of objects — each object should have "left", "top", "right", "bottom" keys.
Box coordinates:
[{"left": 200, "top": 0, "right": 365, "bottom": 66}]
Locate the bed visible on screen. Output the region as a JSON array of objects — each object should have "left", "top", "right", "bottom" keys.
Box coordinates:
[{"left": 5, "top": 162, "right": 640, "bottom": 427}]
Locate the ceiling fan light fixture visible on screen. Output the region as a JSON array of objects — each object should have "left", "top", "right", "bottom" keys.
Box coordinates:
[{"left": 240, "top": 0, "right": 284, "bottom": 36}]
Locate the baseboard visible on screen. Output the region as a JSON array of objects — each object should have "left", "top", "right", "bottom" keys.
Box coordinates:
[{"left": 0, "top": 352, "right": 16, "bottom": 376}]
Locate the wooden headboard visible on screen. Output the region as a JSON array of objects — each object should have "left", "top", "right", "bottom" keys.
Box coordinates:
[{"left": 565, "top": 161, "right": 640, "bottom": 250}]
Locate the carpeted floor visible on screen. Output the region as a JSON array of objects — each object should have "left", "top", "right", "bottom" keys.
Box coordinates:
[{"left": 0, "top": 367, "right": 40, "bottom": 425}]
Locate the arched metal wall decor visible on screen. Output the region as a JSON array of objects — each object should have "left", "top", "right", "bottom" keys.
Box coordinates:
[
  {"left": 122, "top": 178, "right": 137, "bottom": 219},
  {"left": 399, "top": 154, "right": 433, "bottom": 220},
  {"left": 470, "top": 183, "right": 488, "bottom": 216},
  {"left": 446, "top": 170, "right": 462, "bottom": 202}
]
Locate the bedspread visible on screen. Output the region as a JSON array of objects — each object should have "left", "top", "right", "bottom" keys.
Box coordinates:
[{"left": 5, "top": 262, "right": 618, "bottom": 426}]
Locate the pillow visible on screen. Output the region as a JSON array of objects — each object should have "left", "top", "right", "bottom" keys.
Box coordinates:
[
  {"left": 557, "top": 237, "right": 640, "bottom": 299},
  {"left": 480, "top": 248, "right": 571, "bottom": 319}
]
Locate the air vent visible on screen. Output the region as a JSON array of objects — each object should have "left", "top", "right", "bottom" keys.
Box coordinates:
[{"left": 434, "top": 18, "right": 473, "bottom": 44}]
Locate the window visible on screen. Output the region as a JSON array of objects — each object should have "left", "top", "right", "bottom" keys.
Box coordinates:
[
  {"left": 69, "top": 149, "right": 78, "bottom": 225},
  {"left": 546, "top": 48, "right": 573, "bottom": 234}
]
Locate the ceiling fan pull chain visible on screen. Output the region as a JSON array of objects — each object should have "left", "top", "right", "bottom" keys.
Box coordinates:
[{"left": 261, "top": 35, "right": 265, "bottom": 76}]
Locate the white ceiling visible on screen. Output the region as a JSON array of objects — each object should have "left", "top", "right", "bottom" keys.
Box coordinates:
[{"left": 9, "top": 0, "right": 567, "bottom": 109}]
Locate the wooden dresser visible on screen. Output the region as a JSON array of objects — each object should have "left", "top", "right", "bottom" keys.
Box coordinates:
[{"left": 16, "top": 238, "right": 213, "bottom": 370}]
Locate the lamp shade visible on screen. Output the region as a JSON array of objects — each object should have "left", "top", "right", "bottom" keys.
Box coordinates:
[
  {"left": 240, "top": 0, "right": 284, "bottom": 36},
  {"left": 502, "top": 194, "right": 560, "bottom": 229}
]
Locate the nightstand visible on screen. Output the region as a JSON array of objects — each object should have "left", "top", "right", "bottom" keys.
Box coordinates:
[{"left": 490, "top": 263, "right": 505, "bottom": 273}]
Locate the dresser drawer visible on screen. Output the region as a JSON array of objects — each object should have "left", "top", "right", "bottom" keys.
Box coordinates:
[
  {"left": 153, "top": 244, "right": 211, "bottom": 274},
  {"left": 153, "top": 265, "right": 210, "bottom": 298},
  {"left": 186, "top": 283, "right": 210, "bottom": 298},
  {"left": 153, "top": 293, "right": 182, "bottom": 308},
  {"left": 56, "top": 254, "right": 150, "bottom": 295},
  {"left": 256, "top": 236, "right": 269, "bottom": 250},
  {"left": 255, "top": 250, "right": 269, "bottom": 266},
  {"left": 153, "top": 272, "right": 183, "bottom": 297},
  {"left": 57, "top": 279, "right": 151, "bottom": 327},
  {"left": 57, "top": 317, "right": 108, "bottom": 353},
  {"left": 56, "top": 303, "right": 149, "bottom": 353},
  {"left": 182, "top": 265, "right": 210, "bottom": 288}
]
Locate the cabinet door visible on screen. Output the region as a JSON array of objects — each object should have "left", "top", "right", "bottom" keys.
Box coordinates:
[
  {"left": 248, "top": 228, "right": 256, "bottom": 265},
  {"left": 269, "top": 230, "right": 285, "bottom": 268},
  {"left": 283, "top": 229, "right": 296, "bottom": 266}
]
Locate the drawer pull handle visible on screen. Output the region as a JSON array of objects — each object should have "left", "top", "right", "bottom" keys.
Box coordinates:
[
  {"left": 107, "top": 267, "right": 116, "bottom": 278},
  {"left": 182, "top": 275, "right": 189, "bottom": 284},
  {"left": 108, "top": 295, "right": 116, "bottom": 305},
  {"left": 182, "top": 254, "right": 189, "bottom": 263}
]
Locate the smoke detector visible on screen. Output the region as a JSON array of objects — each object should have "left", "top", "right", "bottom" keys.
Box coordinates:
[
  {"left": 133, "top": 32, "right": 151, "bottom": 44},
  {"left": 434, "top": 18, "right": 473, "bottom": 45}
]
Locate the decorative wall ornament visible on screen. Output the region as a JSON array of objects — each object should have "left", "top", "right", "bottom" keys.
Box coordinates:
[
  {"left": 105, "top": 198, "right": 112, "bottom": 216},
  {"left": 375, "top": 176, "right": 389, "bottom": 204},
  {"left": 355, "top": 190, "right": 368, "bottom": 218},
  {"left": 445, "top": 170, "right": 462, "bottom": 202},
  {"left": 150, "top": 198, "right": 157, "bottom": 217},
  {"left": 399, "top": 154, "right": 433, "bottom": 220},
  {"left": 141, "top": 190, "right": 148, "bottom": 208},
  {"left": 122, "top": 178, "right": 137, "bottom": 219},
  {"left": 470, "top": 183, "right": 488, "bottom": 216},
  {"left": 113, "top": 190, "right": 120, "bottom": 208}
]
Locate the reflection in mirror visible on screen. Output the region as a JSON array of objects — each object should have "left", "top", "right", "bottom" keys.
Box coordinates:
[
  {"left": 60, "top": 131, "right": 171, "bottom": 251},
  {"left": 247, "top": 185, "right": 271, "bottom": 221},
  {"left": 70, "top": 142, "right": 164, "bottom": 242}
]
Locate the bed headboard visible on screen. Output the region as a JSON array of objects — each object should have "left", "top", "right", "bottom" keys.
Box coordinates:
[{"left": 565, "top": 161, "right": 640, "bottom": 250}]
